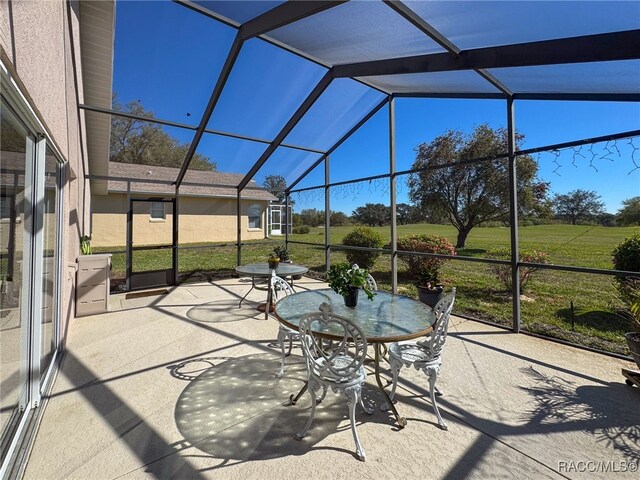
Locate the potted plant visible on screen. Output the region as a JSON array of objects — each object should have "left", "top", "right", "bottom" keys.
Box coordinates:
[
  {"left": 616, "top": 277, "right": 640, "bottom": 371},
  {"left": 267, "top": 254, "right": 280, "bottom": 270},
  {"left": 397, "top": 234, "right": 456, "bottom": 307},
  {"left": 626, "top": 298, "right": 640, "bottom": 371},
  {"left": 273, "top": 245, "right": 304, "bottom": 280},
  {"left": 327, "top": 262, "right": 376, "bottom": 308},
  {"left": 612, "top": 234, "right": 640, "bottom": 371},
  {"left": 273, "top": 245, "right": 290, "bottom": 263},
  {"left": 80, "top": 235, "right": 92, "bottom": 255}
]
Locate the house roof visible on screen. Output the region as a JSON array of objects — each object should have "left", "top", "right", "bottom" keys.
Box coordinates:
[{"left": 104, "top": 162, "right": 278, "bottom": 201}]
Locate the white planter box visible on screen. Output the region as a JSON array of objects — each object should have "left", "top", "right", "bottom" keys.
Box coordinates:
[{"left": 76, "top": 254, "right": 112, "bottom": 317}]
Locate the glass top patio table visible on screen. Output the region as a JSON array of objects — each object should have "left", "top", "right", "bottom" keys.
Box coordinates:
[
  {"left": 235, "top": 263, "right": 309, "bottom": 319},
  {"left": 235, "top": 262, "right": 308, "bottom": 277},
  {"left": 274, "top": 288, "right": 436, "bottom": 343}
]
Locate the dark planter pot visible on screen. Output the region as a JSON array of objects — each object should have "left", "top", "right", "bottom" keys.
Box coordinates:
[
  {"left": 416, "top": 284, "right": 444, "bottom": 308},
  {"left": 343, "top": 287, "right": 360, "bottom": 308},
  {"left": 626, "top": 332, "right": 640, "bottom": 370},
  {"left": 268, "top": 259, "right": 280, "bottom": 270}
]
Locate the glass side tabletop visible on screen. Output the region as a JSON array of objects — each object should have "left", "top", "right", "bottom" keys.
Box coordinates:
[
  {"left": 274, "top": 289, "right": 436, "bottom": 342},
  {"left": 235, "top": 262, "right": 308, "bottom": 277}
]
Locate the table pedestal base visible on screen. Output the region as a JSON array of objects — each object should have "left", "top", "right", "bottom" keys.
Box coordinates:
[{"left": 257, "top": 302, "right": 275, "bottom": 313}]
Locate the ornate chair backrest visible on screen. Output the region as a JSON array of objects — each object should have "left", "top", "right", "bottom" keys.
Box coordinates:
[
  {"left": 351, "top": 264, "right": 377, "bottom": 291},
  {"left": 298, "top": 303, "right": 367, "bottom": 382},
  {"left": 270, "top": 270, "right": 294, "bottom": 302},
  {"left": 423, "top": 288, "right": 456, "bottom": 360}
]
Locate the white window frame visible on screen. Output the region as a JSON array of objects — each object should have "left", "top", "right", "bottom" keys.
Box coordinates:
[
  {"left": 150, "top": 201, "right": 166, "bottom": 221},
  {"left": 247, "top": 204, "right": 262, "bottom": 230}
]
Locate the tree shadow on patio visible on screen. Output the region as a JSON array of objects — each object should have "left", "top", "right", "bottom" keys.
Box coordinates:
[
  {"left": 186, "top": 300, "right": 258, "bottom": 323},
  {"left": 171, "top": 353, "right": 391, "bottom": 468},
  {"left": 519, "top": 366, "right": 640, "bottom": 461}
]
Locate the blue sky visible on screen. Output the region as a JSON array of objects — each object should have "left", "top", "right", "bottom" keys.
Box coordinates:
[{"left": 112, "top": 1, "right": 640, "bottom": 215}]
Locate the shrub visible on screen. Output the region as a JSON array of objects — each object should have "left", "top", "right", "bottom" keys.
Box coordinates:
[
  {"left": 272, "top": 245, "right": 290, "bottom": 262},
  {"left": 487, "top": 248, "right": 549, "bottom": 292},
  {"left": 292, "top": 226, "right": 310, "bottom": 234},
  {"left": 342, "top": 226, "right": 384, "bottom": 270},
  {"left": 397, "top": 234, "right": 456, "bottom": 286},
  {"left": 612, "top": 232, "right": 640, "bottom": 329},
  {"left": 612, "top": 232, "right": 640, "bottom": 273}
]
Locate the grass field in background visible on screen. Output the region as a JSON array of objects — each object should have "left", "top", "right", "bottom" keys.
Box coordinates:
[{"left": 95, "top": 223, "right": 640, "bottom": 355}]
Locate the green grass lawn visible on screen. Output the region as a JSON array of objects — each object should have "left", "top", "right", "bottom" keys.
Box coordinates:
[{"left": 96, "top": 223, "right": 639, "bottom": 355}]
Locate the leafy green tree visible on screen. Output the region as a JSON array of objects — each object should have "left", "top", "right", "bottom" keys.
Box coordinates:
[
  {"left": 263, "top": 175, "right": 294, "bottom": 205},
  {"left": 351, "top": 203, "right": 390, "bottom": 226},
  {"left": 617, "top": 196, "right": 640, "bottom": 226},
  {"left": 552, "top": 189, "right": 605, "bottom": 225},
  {"left": 408, "top": 124, "right": 546, "bottom": 248},
  {"left": 396, "top": 203, "right": 424, "bottom": 225},
  {"left": 299, "top": 208, "right": 324, "bottom": 227},
  {"left": 110, "top": 96, "right": 215, "bottom": 171},
  {"left": 330, "top": 211, "right": 349, "bottom": 226}
]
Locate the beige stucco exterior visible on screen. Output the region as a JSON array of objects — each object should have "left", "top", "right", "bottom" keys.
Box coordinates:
[
  {"left": 1, "top": 0, "right": 89, "bottom": 342},
  {"left": 90, "top": 193, "right": 270, "bottom": 247}
]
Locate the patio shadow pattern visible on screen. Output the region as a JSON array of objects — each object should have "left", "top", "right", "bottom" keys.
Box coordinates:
[{"left": 22, "top": 278, "right": 639, "bottom": 479}]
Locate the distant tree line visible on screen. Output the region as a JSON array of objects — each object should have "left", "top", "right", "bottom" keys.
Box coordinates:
[
  {"left": 291, "top": 193, "right": 636, "bottom": 230},
  {"left": 271, "top": 126, "right": 639, "bottom": 243}
]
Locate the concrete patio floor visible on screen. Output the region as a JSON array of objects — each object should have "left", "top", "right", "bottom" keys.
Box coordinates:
[{"left": 24, "top": 277, "right": 639, "bottom": 479}]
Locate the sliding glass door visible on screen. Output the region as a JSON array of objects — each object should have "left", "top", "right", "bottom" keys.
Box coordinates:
[
  {"left": 0, "top": 99, "right": 35, "bottom": 465},
  {"left": 39, "top": 147, "right": 60, "bottom": 384},
  {"left": 0, "top": 96, "right": 63, "bottom": 474}
]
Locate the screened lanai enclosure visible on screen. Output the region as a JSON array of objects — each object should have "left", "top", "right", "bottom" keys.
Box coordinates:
[
  {"left": 3, "top": 0, "right": 640, "bottom": 478},
  {"left": 82, "top": 0, "right": 640, "bottom": 356}
]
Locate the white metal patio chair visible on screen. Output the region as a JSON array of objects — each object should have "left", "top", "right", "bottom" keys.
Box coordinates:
[
  {"left": 351, "top": 263, "right": 377, "bottom": 291},
  {"left": 388, "top": 288, "right": 456, "bottom": 430},
  {"left": 269, "top": 270, "right": 298, "bottom": 378},
  {"left": 296, "top": 302, "right": 373, "bottom": 461}
]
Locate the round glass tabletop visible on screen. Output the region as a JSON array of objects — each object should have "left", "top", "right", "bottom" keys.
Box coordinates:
[
  {"left": 274, "top": 289, "right": 436, "bottom": 343},
  {"left": 235, "top": 262, "right": 308, "bottom": 277}
]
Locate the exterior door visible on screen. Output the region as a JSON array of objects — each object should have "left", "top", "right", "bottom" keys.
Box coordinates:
[
  {"left": 127, "top": 199, "right": 176, "bottom": 290},
  {"left": 271, "top": 207, "right": 282, "bottom": 236}
]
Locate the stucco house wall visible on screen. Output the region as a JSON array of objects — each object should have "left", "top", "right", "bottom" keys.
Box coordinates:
[
  {"left": 90, "top": 193, "right": 270, "bottom": 247},
  {"left": 0, "top": 0, "right": 89, "bottom": 341},
  {"left": 89, "top": 162, "right": 277, "bottom": 248}
]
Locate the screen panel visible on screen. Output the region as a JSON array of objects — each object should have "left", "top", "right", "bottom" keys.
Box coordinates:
[
  {"left": 193, "top": 1, "right": 285, "bottom": 25},
  {"left": 251, "top": 147, "right": 323, "bottom": 188},
  {"left": 284, "top": 78, "right": 386, "bottom": 151},
  {"left": 405, "top": 0, "right": 640, "bottom": 50},
  {"left": 113, "top": 0, "right": 236, "bottom": 124},
  {"left": 267, "top": 0, "right": 446, "bottom": 65},
  {"left": 207, "top": 38, "right": 327, "bottom": 141},
  {"left": 488, "top": 60, "right": 640, "bottom": 95}
]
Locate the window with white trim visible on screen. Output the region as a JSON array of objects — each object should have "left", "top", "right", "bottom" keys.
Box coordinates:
[
  {"left": 248, "top": 204, "right": 262, "bottom": 229},
  {"left": 150, "top": 201, "right": 165, "bottom": 220}
]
